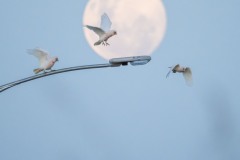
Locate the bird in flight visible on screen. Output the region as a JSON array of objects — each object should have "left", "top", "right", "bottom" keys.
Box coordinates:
[
  {"left": 166, "top": 64, "right": 193, "bottom": 86},
  {"left": 28, "top": 48, "right": 59, "bottom": 74},
  {"left": 85, "top": 13, "right": 117, "bottom": 46}
]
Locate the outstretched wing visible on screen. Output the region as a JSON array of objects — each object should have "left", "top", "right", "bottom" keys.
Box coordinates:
[
  {"left": 172, "top": 64, "right": 180, "bottom": 71},
  {"left": 183, "top": 67, "right": 193, "bottom": 86},
  {"left": 27, "top": 48, "right": 50, "bottom": 66},
  {"left": 166, "top": 64, "right": 179, "bottom": 78},
  {"left": 100, "top": 13, "right": 112, "bottom": 32},
  {"left": 85, "top": 25, "right": 105, "bottom": 37},
  {"left": 166, "top": 68, "right": 172, "bottom": 78}
]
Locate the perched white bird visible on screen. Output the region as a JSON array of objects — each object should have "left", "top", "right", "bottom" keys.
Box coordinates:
[
  {"left": 166, "top": 64, "right": 193, "bottom": 86},
  {"left": 28, "top": 48, "right": 59, "bottom": 74},
  {"left": 85, "top": 13, "right": 117, "bottom": 46}
]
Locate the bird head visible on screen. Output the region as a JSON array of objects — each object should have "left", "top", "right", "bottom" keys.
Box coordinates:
[
  {"left": 110, "top": 30, "right": 117, "bottom": 36},
  {"left": 53, "top": 57, "right": 59, "bottom": 63}
]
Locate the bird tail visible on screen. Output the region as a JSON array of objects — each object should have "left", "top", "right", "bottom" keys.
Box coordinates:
[
  {"left": 183, "top": 68, "right": 193, "bottom": 87},
  {"left": 94, "top": 41, "right": 101, "bottom": 46},
  {"left": 33, "top": 68, "right": 44, "bottom": 74}
]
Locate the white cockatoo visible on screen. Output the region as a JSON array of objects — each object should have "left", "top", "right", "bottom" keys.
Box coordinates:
[
  {"left": 166, "top": 64, "right": 193, "bottom": 86},
  {"left": 85, "top": 13, "right": 117, "bottom": 46},
  {"left": 28, "top": 48, "right": 59, "bottom": 74}
]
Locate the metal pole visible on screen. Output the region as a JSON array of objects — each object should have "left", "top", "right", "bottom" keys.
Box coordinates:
[{"left": 0, "top": 63, "right": 120, "bottom": 93}]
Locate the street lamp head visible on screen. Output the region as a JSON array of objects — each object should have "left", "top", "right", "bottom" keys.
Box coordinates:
[{"left": 109, "top": 56, "right": 151, "bottom": 66}]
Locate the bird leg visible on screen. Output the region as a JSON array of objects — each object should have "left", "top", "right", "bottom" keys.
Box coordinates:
[{"left": 101, "top": 41, "right": 110, "bottom": 46}]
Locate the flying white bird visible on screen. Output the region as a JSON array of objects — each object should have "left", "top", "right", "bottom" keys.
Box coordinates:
[
  {"left": 166, "top": 64, "right": 193, "bottom": 86},
  {"left": 28, "top": 48, "right": 59, "bottom": 74},
  {"left": 85, "top": 13, "right": 117, "bottom": 46}
]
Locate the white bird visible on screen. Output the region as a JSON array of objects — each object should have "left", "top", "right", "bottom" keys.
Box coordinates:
[
  {"left": 28, "top": 48, "right": 59, "bottom": 74},
  {"left": 166, "top": 64, "right": 193, "bottom": 86},
  {"left": 85, "top": 13, "right": 117, "bottom": 46}
]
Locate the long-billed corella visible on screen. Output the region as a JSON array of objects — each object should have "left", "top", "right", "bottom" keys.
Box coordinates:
[
  {"left": 84, "top": 13, "right": 117, "bottom": 46},
  {"left": 166, "top": 64, "right": 193, "bottom": 86},
  {"left": 28, "top": 48, "right": 59, "bottom": 74}
]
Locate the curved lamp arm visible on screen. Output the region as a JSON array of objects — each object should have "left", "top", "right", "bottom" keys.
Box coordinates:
[{"left": 0, "top": 56, "right": 151, "bottom": 93}]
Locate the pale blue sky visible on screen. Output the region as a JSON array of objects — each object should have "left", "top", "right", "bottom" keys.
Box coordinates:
[{"left": 0, "top": 0, "right": 240, "bottom": 160}]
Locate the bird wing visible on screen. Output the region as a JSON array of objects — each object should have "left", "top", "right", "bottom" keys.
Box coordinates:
[
  {"left": 85, "top": 25, "right": 105, "bottom": 37},
  {"left": 183, "top": 67, "right": 193, "bottom": 86},
  {"left": 28, "top": 48, "right": 50, "bottom": 66},
  {"left": 100, "top": 13, "right": 112, "bottom": 32},
  {"left": 172, "top": 64, "right": 180, "bottom": 71},
  {"left": 166, "top": 64, "right": 179, "bottom": 78},
  {"left": 166, "top": 68, "right": 172, "bottom": 78}
]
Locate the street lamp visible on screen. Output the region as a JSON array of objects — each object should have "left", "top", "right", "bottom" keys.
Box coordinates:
[
  {"left": 110, "top": 56, "right": 151, "bottom": 66},
  {"left": 0, "top": 56, "right": 151, "bottom": 93}
]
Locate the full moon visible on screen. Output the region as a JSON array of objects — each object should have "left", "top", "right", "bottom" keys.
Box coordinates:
[{"left": 83, "top": 0, "right": 167, "bottom": 60}]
